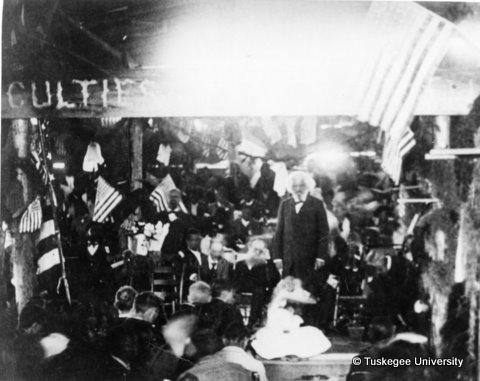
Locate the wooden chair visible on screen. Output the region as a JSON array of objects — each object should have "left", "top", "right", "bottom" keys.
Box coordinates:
[{"left": 152, "top": 265, "right": 179, "bottom": 316}]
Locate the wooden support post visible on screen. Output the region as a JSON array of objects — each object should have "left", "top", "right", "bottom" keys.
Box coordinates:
[
  {"left": 10, "top": 119, "right": 36, "bottom": 312},
  {"left": 435, "top": 115, "right": 450, "bottom": 149},
  {"left": 130, "top": 119, "right": 143, "bottom": 191}
]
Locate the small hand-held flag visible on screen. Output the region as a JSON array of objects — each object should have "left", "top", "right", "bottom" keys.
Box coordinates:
[
  {"left": 216, "top": 137, "right": 229, "bottom": 160},
  {"left": 93, "top": 177, "right": 123, "bottom": 222},
  {"left": 150, "top": 174, "right": 188, "bottom": 213},
  {"left": 36, "top": 219, "right": 62, "bottom": 274},
  {"left": 19, "top": 197, "right": 43, "bottom": 233}
]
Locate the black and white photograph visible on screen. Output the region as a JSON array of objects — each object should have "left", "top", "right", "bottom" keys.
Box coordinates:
[{"left": 1, "top": 1, "right": 480, "bottom": 380}]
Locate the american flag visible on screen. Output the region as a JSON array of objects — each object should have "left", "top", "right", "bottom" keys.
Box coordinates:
[
  {"left": 19, "top": 197, "right": 43, "bottom": 233},
  {"left": 357, "top": 2, "right": 453, "bottom": 183},
  {"left": 35, "top": 219, "right": 61, "bottom": 274},
  {"left": 93, "top": 177, "right": 123, "bottom": 223},
  {"left": 150, "top": 174, "right": 188, "bottom": 213},
  {"left": 201, "top": 134, "right": 212, "bottom": 158},
  {"left": 216, "top": 137, "right": 229, "bottom": 160}
]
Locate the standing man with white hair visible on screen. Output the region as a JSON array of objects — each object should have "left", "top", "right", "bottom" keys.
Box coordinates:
[{"left": 273, "top": 171, "right": 331, "bottom": 314}]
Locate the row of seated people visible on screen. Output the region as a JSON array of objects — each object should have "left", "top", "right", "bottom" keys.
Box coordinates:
[
  {"left": 11, "top": 281, "right": 268, "bottom": 381},
  {"left": 125, "top": 233, "right": 280, "bottom": 329}
]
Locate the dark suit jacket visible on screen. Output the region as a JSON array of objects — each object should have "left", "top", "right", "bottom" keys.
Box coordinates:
[
  {"left": 273, "top": 194, "right": 329, "bottom": 280},
  {"left": 176, "top": 249, "right": 206, "bottom": 300},
  {"left": 185, "top": 200, "right": 209, "bottom": 218},
  {"left": 197, "top": 298, "right": 245, "bottom": 335},
  {"left": 199, "top": 256, "right": 233, "bottom": 285},
  {"left": 159, "top": 212, "right": 193, "bottom": 256},
  {"left": 234, "top": 260, "right": 280, "bottom": 292}
]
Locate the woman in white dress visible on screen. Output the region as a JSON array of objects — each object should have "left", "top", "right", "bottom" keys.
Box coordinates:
[{"left": 251, "top": 277, "right": 331, "bottom": 359}]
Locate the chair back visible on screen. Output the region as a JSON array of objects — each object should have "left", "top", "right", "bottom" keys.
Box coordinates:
[{"left": 152, "top": 264, "right": 178, "bottom": 316}]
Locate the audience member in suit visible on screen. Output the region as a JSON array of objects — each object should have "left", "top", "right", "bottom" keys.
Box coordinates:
[
  {"left": 199, "top": 241, "right": 233, "bottom": 285},
  {"left": 218, "top": 322, "right": 267, "bottom": 381},
  {"left": 199, "top": 281, "right": 244, "bottom": 336},
  {"left": 99, "top": 324, "right": 146, "bottom": 381},
  {"left": 180, "top": 281, "right": 243, "bottom": 336},
  {"left": 177, "top": 329, "right": 253, "bottom": 381},
  {"left": 112, "top": 285, "right": 137, "bottom": 326},
  {"left": 180, "top": 281, "right": 212, "bottom": 316},
  {"left": 121, "top": 292, "right": 165, "bottom": 346},
  {"left": 229, "top": 206, "right": 263, "bottom": 251},
  {"left": 176, "top": 229, "right": 207, "bottom": 301},
  {"left": 160, "top": 189, "right": 194, "bottom": 261},
  {"left": 234, "top": 238, "right": 280, "bottom": 328},
  {"left": 78, "top": 233, "right": 114, "bottom": 303},
  {"left": 179, "top": 329, "right": 253, "bottom": 381},
  {"left": 273, "top": 171, "right": 330, "bottom": 292},
  {"left": 119, "top": 292, "right": 172, "bottom": 379}
]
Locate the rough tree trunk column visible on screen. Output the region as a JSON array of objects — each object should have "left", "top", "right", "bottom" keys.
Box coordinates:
[
  {"left": 423, "top": 116, "right": 459, "bottom": 353},
  {"left": 457, "top": 129, "right": 480, "bottom": 380},
  {"left": 10, "top": 119, "right": 36, "bottom": 312},
  {"left": 130, "top": 119, "right": 143, "bottom": 191}
]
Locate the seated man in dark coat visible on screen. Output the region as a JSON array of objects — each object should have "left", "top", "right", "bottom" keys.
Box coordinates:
[
  {"left": 112, "top": 285, "right": 138, "bottom": 326},
  {"left": 176, "top": 229, "right": 206, "bottom": 301},
  {"left": 234, "top": 237, "right": 280, "bottom": 328},
  {"left": 199, "top": 240, "right": 233, "bottom": 285},
  {"left": 229, "top": 206, "right": 263, "bottom": 251},
  {"left": 119, "top": 292, "right": 180, "bottom": 380},
  {"left": 198, "top": 281, "right": 244, "bottom": 335},
  {"left": 99, "top": 325, "right": 146, "bottom": 381}
]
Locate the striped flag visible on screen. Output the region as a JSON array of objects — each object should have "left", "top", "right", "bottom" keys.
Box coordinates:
[
  {"left": 150, "top": 174, "right": 188, "bottom": 213},
  {"left": 216, "top": 137, "right": 229, "bottom": 160},
  {"left": 19, "top": 197, "right": 43, "bottom": 233},
  {"left": 93, "top": 177, "right": 123, "bottom": 223},
  {"left": 35, "top": 219, "right": 61, "bottom": 275},
  {"left": 382, "top": 128, "right": 416, "bottom": 184},
  {"left": 201, "top": 134, "right": 211, "bottom": 158},
  {"left": 357, "top": 2, "right": 453, "bottom": 183}
]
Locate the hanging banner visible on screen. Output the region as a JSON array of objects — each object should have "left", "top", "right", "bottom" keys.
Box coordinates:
[{"left": 2, "top": 0, "right": 479, "bottom": 118}]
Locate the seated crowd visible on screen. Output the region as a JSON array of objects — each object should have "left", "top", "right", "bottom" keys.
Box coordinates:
[{"left": 1, "top": 165, "right": 447, "bottom": 381}]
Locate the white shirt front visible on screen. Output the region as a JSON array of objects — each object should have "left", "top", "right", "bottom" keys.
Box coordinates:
[
  {"left": 190, "top": 250, "right": 202, "bottom": 265},
  {"left": 293, "top": 195, "right": 307, "bottom": 214},
  {"left": 207, "top": 255, "right": 218, "bottom": 270}
]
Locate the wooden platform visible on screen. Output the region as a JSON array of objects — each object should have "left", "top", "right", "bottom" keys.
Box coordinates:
[{"left": 262, "top": 335, "right": 368, "bottom": 381}]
